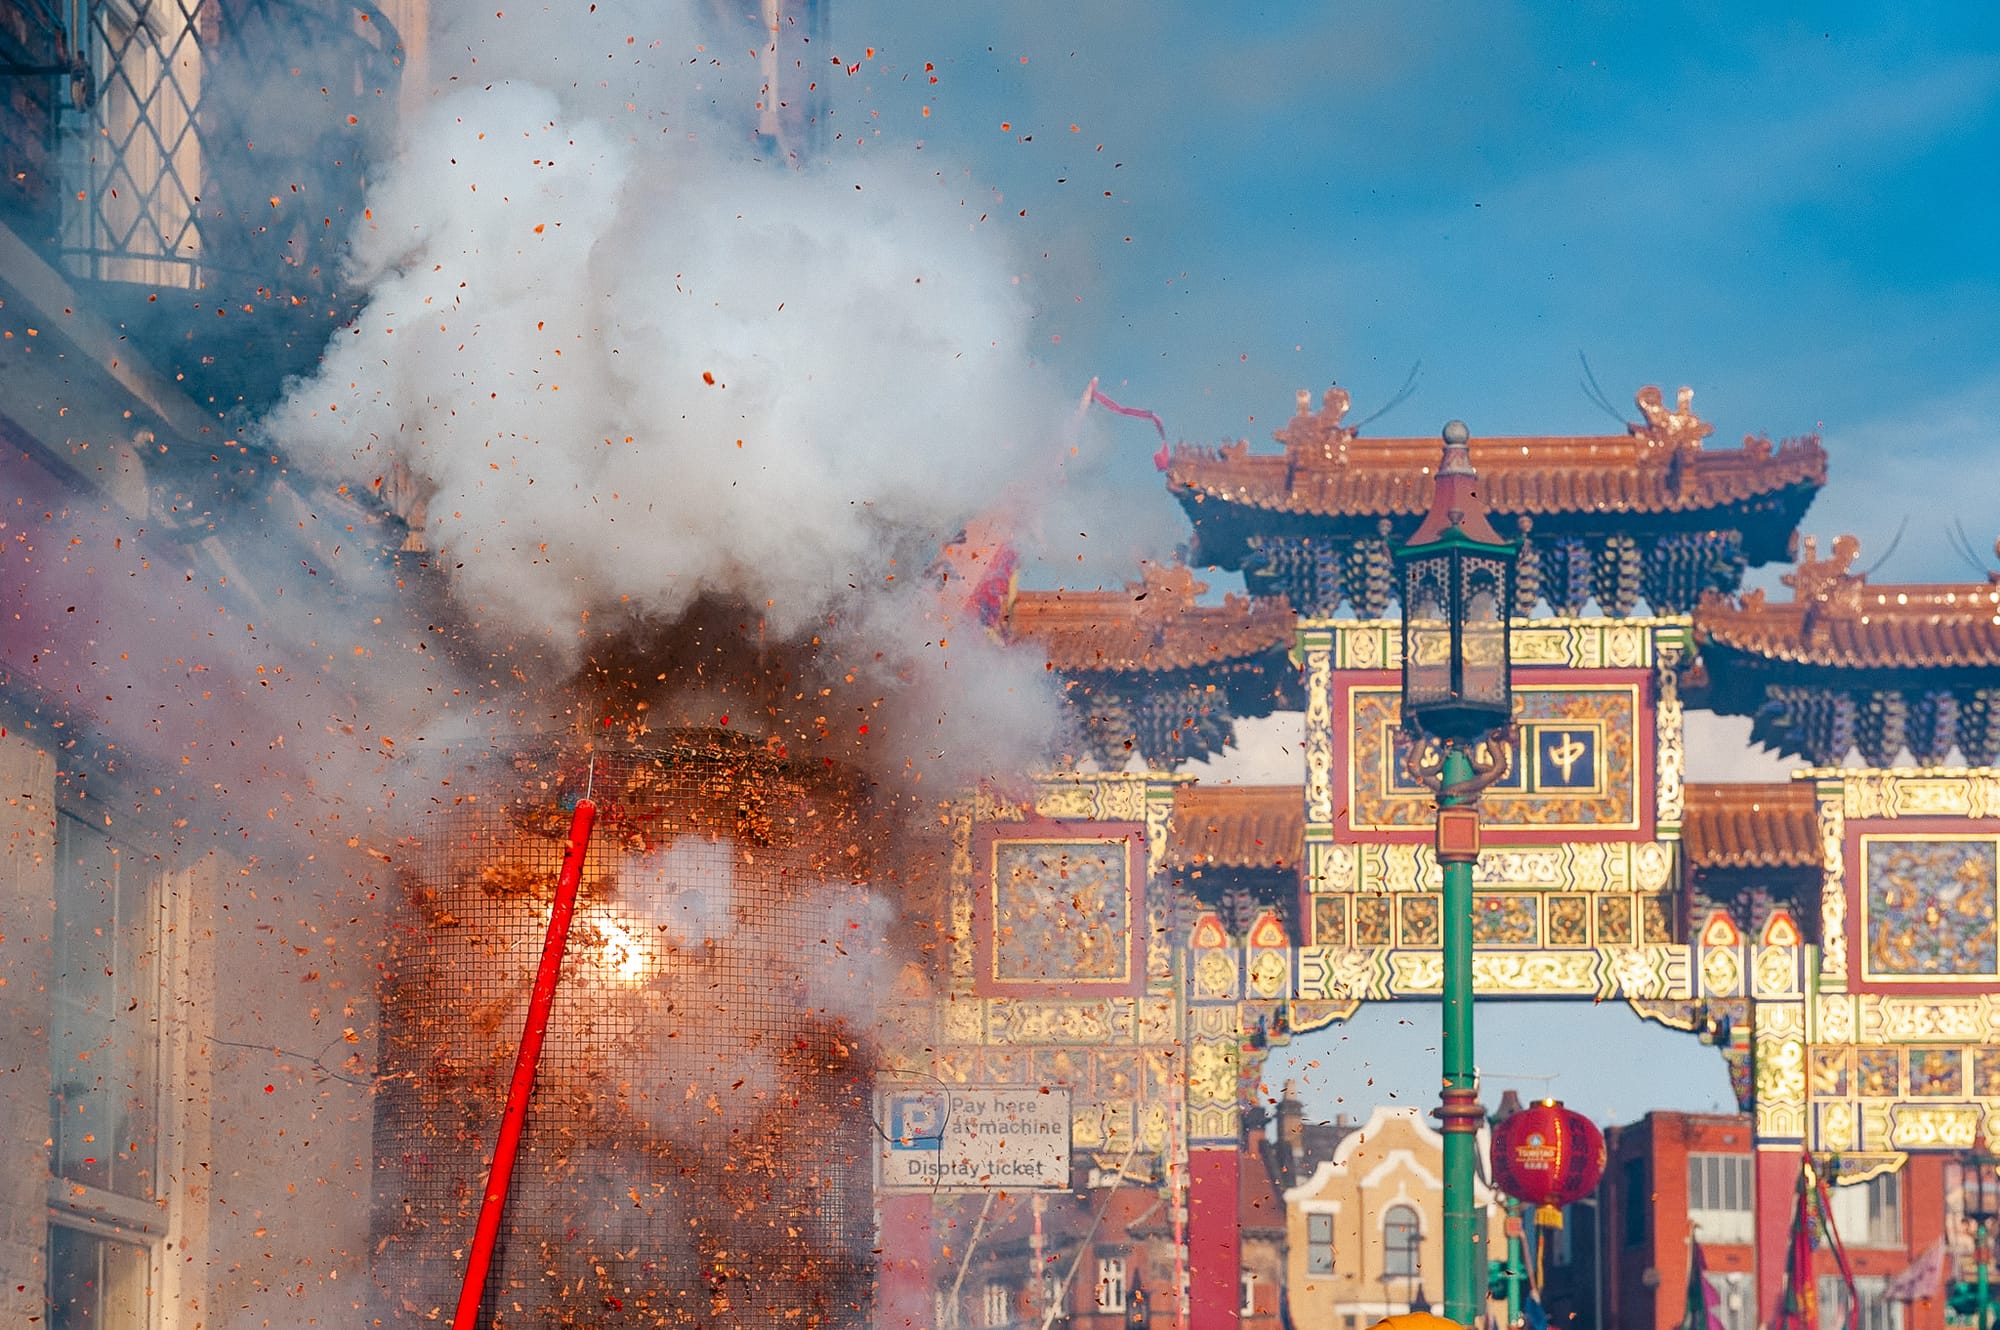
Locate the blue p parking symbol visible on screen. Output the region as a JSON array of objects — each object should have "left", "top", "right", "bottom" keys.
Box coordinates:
[{"left": 887, "top": 1092, "right": 947, "bottom": 1150}]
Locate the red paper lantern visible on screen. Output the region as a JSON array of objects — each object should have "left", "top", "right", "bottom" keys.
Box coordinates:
[{"left": 1489, "top": 1098, "right": 1605, "bottom": 1227}]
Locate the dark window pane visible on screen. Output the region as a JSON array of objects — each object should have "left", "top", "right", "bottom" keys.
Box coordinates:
[
  {"left": 50, "top": 813, "right": 158, "bottom": 1200},
  {"left": 47, "top": 1224, "right": 151, "bottom": 1329}
]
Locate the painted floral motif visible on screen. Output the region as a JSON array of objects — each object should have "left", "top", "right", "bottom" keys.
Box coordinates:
[
  {"left": 1910, "top": 1049, "right": 1963, "bottom": 1097},
  {"left": 1811, "top": 1047, "right": 1850, "bottom": 1097},
  {"left": 1312, "top": 895, "right": 1348, "bottom": 946},
  {"left": 1862, "top": 837, "right": 1999, "bottom": 980},
  {"left": 991, "top": 840, "right": 1131, "bottom": 983},
  {"left": 1974, "top": 1049, "right": 2000, "bottom": 1099},
  {"left": 1597, "top": 895, "right": 1633, "bottom": 944},
  {"left": 1857, "top": 1048, "right": 1901, "bottom": 1098},
  {"left": 1354, "top": 895, "right": 1393, "bottom": 946},
  {"left": 1547, "top": 895, "right": 1590, "bottom": 947},
  {"left": 1640, "top": 895, "right": 1674, "bottom": 944},
  {"left": 1472, "top": 894, "right": 1539, "bottom": 945},
  {"left": 1399, "top": 895, "right": 1441, "bottom": 947}
]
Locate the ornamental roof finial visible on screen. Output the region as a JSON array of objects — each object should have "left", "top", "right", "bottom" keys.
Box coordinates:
[{"left": 1408, "top": 420, "right": 1505, "bottom": 546}]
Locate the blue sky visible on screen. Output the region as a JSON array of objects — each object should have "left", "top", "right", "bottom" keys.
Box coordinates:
[
  {"left": 830, "top": 1, "right": 2000, "bottom": 586},
  {"left": 817, "top": 3, "right": 2000, "bottom": 1128}
]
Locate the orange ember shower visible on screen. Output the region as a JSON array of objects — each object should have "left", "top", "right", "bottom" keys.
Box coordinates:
[{"left": 372, "top": 734, "right": 888, "bottom": 1329}]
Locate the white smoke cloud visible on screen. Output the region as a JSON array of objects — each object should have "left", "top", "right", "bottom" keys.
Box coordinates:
[{"left": 256, "top": 0, "right": 1183, "bottom": 793}]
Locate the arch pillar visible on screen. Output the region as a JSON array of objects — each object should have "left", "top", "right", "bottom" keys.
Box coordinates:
[
  {"left": 1188, "top": 912, "right": 1243, "bottom": 1328},
  {"left": 1747, "top": 907, "right": 1809, "bottom": 1327},
  {"left": 876, "top": 1194, "right": 937, "bottom": 1329}
]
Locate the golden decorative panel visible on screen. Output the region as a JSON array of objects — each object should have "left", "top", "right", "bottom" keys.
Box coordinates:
[
  {"left": 1247, "top": 949, "right": 1290, "bottom": 1000},
  {"left": 1032, "top": 780, "right": 1096, "bottom": 820},
  {"left": 1825, "top": 771, "right": 2000, "bottom": 822},
  {"left": 1389, "top": 951, "right": 1599, "bottom": 996},
  {"left": 1024, "top": 774, "right": 1156, "bottom": 824},
  {"left": 1754, "top": 1002, "right": 1808, "bottom": 1139},
  {"left": 986, "top": 1000, "right": 1122, "bottom": 1045},
  {"left": 1347, "top": 684, "right": 1643, "bottom": 832},
  {"left": 1144, "top": 787, "right": 1176, "bottom": 882},
  {"left": 1634, "top": 841, "right": 1674, "bottom": 892},
  {"left": 1319, "top": 841, "right": 1357, "bottom": 892},
  {"left": 941, "top": 1000, "right": 985, "bottom": 1045},
  {"left": 1286, "top": 997, "right": 1363, "bottom": 1032},
  {"left": 1820, "top": 1101, "right": 1858, "bottom": 1152},
  {"left": 1887, "top": 1103, "right": 1979, "bottom": 1150},
  {"left": 1329, "top": 622, "right": 1392, "bottom": 671},
  {"left": 1701, "top": 946, "right": 1742, "bottom": 998},
  {"left": 1302, "top": 632, "right": 1335, "bottom": 825},
  {"left": 1867, "top": 998, "right": 1988, "bottom": 1043},
  {"left": 1510, "top": 628, "right": 1575, "bottom": 666},
  {"left": 1193, "top": 948, "right": 1238, "bottom": 1001},
  {"left": 1187, "top": 1038, "right": 1240, "bottom": 1110},
  {"left": 1818, "top": 782, "right": 1850, "bottom": 985},
  {"left": 1293, "top": 947, "right": 1378, "bottom": 1004},
  {"left": 1187, "top": 1105, "right": 1235, "bottom": 1142},
  {"left": 1346, "top": 841, "right": 1666, "bottom": 895},
  {"left": 976, "top": 824, "right": 1145, "bottom": 998},
  {"left": 1816, "top": 994, "right": 1856, "bottom": 1045},
  {"left": 1653, "top": 631, "right": 1688, "bottom": 833},
  {"left": 1754, "top": 944, "right": 1801, "bottom": 998},
  {"left": 1309, "top": 617, "right": 1677, "bottom": 669}
]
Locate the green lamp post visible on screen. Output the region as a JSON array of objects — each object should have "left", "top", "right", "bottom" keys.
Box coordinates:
[
  {"left": 1954, "top": 1130, "right": 2000, "bottom": 1330},
  {"left": 1395, "top": 420, "right": 1519, "bottom": 1325}
]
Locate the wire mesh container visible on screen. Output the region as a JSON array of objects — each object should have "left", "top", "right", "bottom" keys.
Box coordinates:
[{"left": 372, "top": 733, "right": 882, "bottom": 1328}]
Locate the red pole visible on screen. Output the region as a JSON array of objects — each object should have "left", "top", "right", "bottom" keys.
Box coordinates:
[{"left": 451, "top": 794, "right": 598, "bottom": 1330}]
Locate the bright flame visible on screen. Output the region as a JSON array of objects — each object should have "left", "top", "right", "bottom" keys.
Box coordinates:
[{"left": 598, "top": 918, "right": 650, "bottom": 984}]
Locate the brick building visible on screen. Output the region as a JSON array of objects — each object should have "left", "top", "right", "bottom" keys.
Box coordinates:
[
  {"left": 933, "top": 1129, "right": 1288, "bottom": 1330},
  {"left": 1541, "top": 1111, "right": 1950, "bottom": 1330}
]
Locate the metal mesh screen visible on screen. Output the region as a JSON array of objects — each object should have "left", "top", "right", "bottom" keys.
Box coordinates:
[{"left": 372, "top": 734, "right": 880, "bottom": 1328}]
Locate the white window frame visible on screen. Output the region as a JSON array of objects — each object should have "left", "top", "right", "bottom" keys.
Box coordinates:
[
  {"left": 44, "top": 807, "right": 198, "bottom": 1330},
  {"left": 1706, "top": 1270, "right": 1756, "bottom": 1330},
  {"left": 1384, "top": 1203, "right": 1423, "bottom": 1279},
  {"left": 1241, "top": 1268, "right": 1257, "bottom": 1315},
  {"left": 1819, "top": 1274, "right": 1904, "bottom": 1330},
  {"left": 1306, "top": 1208, "right": 1337, "bottom": 1275},
  {"left": 983, "top": 1280, "right": 1011, "bottom": 1328},
  {"left": 1097, "top": 1255, "right": 1127, "bottom": 1312},
  {"left": 1688, "top": 1151, "right": 1755, "bottom": 1246},
  {"left": 1826, "top": 1173, "right": 1904, "bottom": 1249}
]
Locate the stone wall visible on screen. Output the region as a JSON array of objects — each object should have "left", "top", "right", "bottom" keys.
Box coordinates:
[{"left": 0, "top": 732, "right": 55, "bottom": 1326}]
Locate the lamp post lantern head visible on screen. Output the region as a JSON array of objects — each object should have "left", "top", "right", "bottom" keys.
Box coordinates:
[
  {"left": 1396, "top": 420, "right": 1518, "bottom": 744},
  {"left": 1958, "top": 1129, "right": 2000, "bottom": 1229}
]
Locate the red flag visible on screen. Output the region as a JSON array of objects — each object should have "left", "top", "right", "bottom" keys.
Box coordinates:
[
  {"left": 1814, "top": 1163, "right": 1861, "bottom": 1330},
  {"left": 1776, "top": 1154, "right": 1819, "bottom": 1330}
]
